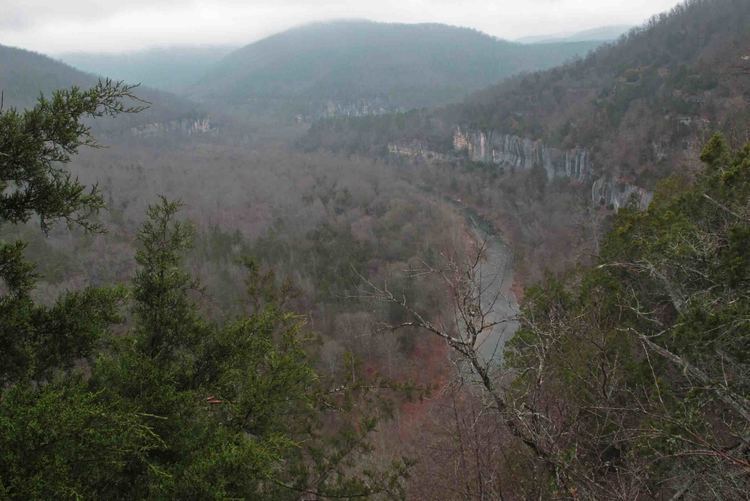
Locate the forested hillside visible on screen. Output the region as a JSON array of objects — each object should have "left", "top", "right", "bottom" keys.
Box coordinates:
[
  {"left": 302, "top": 0, "right": 749, "bottom": 284},
  {"left": 191, "top": 20, "right": 602, "bottom": 119},
  {"left": 0, "top": 48, "right": 472, "bottom": 499},
  {"left": 0, "top": 84, "right": 425, "bottom": 497},
  {"left": 2, "top": 0, "right": 748, "bottom": 498},
  {"left": 0, "top": 44, "right": 208, "bottom": 134},
  {"left": 506, "top": 135, "right": 750, "bottom": 498},
  {"left": 0, "top": 44, "right": 93, "bottom": 110},
  {"left": 367, "top": 135, "right": 750, "bottom": 498},
  {"left": 452, "top": 0, "right": 750, "bottom": 185},
  {"left": 305, "top": 0, "right": 750, "bottom": 187},
  {"left": 0, "top": 43, "right": 463, "bottom": 399}
]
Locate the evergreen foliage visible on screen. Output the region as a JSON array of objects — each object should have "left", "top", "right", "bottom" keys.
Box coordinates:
[
  {"left": 0, "top": 83, "right": 410, "bottom": 499},
  {"left": 507, "top": 135, "right": 750, "bottom": 497}
]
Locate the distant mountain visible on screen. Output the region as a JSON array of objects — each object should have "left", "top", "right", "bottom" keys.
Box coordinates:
[
  {"left": 59, "top": 46, "right": 237, "bottom": 93},
  {"left": 191, "top": 20, "right": 603, "bottom": 118},
  {"left": 0, "top": 44, "right": 94, "bottom": 110},
  {"left": 304, "top": 0, "right": 750, "bottom": 194},
  {"left": 517, "top": 25, "right": 632, "bottom": 44},
  {"left": 0, "top": 44, "right": 207, "bottom": 135}
]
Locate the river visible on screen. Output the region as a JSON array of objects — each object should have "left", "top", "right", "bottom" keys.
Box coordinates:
[{"left": 455, "top": 202, "right": 520, "bottom": 367}]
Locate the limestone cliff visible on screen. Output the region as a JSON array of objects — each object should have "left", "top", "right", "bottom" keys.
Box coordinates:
[
  {"left": 453, "top": 127, "right": 592, "bottom": 182},
  {"left": 452, "top": 127, "right": 653, "bottom": 209},
  {"left": 387, "top": 142, "right": 450, "bottom": 162},
  {"left": 321, "top": 100, "right": 398, "bottom": 119},
  {"left": 130, "top": 118, "right": 214, "bottom": 138},
  {"left": 591, "top": 177, "right": 653, "bottom": 210}
]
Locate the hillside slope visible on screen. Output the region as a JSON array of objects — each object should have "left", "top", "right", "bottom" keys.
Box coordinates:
[
  {"left": 305, "top": 0, "right": 750, "bottom": 198},
  {"left": 0, "top": 44, "right": 208, "bottom": 135},
  {"left": 0, "top": 44, "right": 94, "bottom": 110},
  {"left": 191, "top": 20, "right": 602, "bottom": 118}
]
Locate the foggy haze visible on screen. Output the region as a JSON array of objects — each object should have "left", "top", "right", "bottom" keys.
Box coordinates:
[{"left": 2, "top": 0, "right": 684, "bottom": 53}]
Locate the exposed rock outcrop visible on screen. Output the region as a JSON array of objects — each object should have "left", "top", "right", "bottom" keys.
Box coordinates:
[
  {"left": 591, "top": 177, "right": 653, "bottom": 210},
  {"left": 453, "top": 127, "right": 653, "bottom": 209},
  {"left": 388, "top": 142, "right": 450, "bottom": 162},
  {"left": 453, "top": 127, "right": 592, "bottom": 182},
  {"left": 130, "top": 118, "right": 214, "bottom": 137},
  {"left": 321, "top": 100, "right": 398, "bottom": 119}
]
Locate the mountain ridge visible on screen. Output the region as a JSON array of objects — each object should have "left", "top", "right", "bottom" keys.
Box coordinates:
[
  {"left": 0, "top": 43, "right": 209, "bottom": 135},
  {"left": 190, "top": 20, "right": 604, "bottom": 118},
  {"left": 303, "top": 0, "right": 750, "bottom": 194}
]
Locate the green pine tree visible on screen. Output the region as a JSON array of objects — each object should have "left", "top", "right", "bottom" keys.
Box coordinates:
[{"left": 0, "top": 83, "right": 411, "bottom": 499}]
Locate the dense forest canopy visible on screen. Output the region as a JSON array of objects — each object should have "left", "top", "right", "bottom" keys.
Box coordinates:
[
  {"left": 503, "top": 135, "right": 750, "bottom": 498},
  {"left": 0, "top": 81, "right": 414, "bottom": 499},
  {"left": 1, "top": 0, "right": 748, "bottom": 498}
]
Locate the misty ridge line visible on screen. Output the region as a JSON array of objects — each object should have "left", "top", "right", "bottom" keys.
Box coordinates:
[
  {"left": 2, "top": 0, "right": 672, "bottom": 53},
  {"left": 37, "top": 19, "right": 620, "bottom": 112}
]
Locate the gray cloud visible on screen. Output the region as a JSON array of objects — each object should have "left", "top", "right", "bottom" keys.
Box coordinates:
[{"left": 0, "top": 0, "right": 685, "bottom": 54}]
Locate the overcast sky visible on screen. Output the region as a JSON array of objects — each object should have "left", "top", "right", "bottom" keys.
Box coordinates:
[{"left": 1, "top": 0, "right": 685, "bottom": 54}]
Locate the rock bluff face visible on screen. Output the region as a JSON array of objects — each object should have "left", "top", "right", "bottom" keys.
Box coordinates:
[
  {"left": 452, "top": 127, "right": 653, "bottom": 209},
  {"left": 387, "top": 142, "right": 449, "bottom": 162},
  {"left": 130, "top": 118, "right": 214, "bottom": 137},
  {"left": 453, "top": 127, "right": 593, "bottom": 182},
  {"left": 591, "top": 177, "right": 653, "bottom": 210},
  {"left": 321, "top": 100, "right": 397, "bottom": 119}
]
